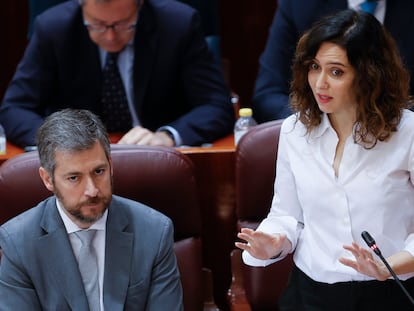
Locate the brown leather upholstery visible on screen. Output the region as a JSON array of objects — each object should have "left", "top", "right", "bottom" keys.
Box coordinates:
[
  {"left": 0, "top": 145, "right": 203, "bottom": 311},
  {"left": 230, "top": 120, "right": 294, "bottom": 311},
  {"left": 235, "top": 119, "right": 283, "bottom": 230}
]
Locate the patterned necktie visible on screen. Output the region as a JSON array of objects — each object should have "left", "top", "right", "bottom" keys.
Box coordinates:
[
  {"left": 101, "top": 52, "right": 132, "bottom": 133},
  {"left": 74, "top": 230, "right": 101, "bottom": 311},
  {"left": 360, "top": 0, "right": 378, "bottom": 15}
]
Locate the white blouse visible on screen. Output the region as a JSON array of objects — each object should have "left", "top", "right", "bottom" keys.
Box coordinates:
[{"left": 242, "top": 110, "right": 414, "bottom": 283}]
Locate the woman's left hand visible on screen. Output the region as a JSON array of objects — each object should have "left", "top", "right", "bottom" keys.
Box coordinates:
[{"left": 339, "top": 241, "right": 390, "bottom": 281}]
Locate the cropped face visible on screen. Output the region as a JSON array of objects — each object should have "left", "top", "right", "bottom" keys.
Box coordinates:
[
  {"left": 39, "top": 141, "right": 113, "bottom": 229},
  {"left": 308, "top": 42, "right": 357, "bottom": 120},
  {"left": 82, "top": 0, "right": 139, "bottom": 52}
]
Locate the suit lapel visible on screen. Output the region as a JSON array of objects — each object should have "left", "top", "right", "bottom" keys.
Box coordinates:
[
  {"left": 61, "top": 5, "right": 102, "bottom": 113},
  {"left": 36, "top": 198, "right": 90, "bottom": 311},
  {"left": 76, "top": 13, "right": 102, "bottom": 113},
  {"left": 132, "top": 2, "right": 158, "bottom": 119},
  {"left": 103, "top": 198, "right": 134, "bottom": 310}
]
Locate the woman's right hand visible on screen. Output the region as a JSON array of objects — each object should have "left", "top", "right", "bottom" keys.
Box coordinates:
[{"left": 235, "top": 228, "right": 291, "bottom": 260}]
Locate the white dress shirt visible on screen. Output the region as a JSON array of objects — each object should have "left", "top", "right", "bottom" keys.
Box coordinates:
[
  {"left": 243, "top": 110, "right": 414, "bottom": 283},
  {"left": 56, "top": 199, "right": 107, "bottom": 310}
]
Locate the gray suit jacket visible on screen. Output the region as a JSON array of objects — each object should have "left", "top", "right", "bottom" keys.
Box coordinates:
[{"left": 0, "top": 195, "right": 183, "bottom": 310}]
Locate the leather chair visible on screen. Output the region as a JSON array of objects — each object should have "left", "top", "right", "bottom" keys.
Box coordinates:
[
  {"left": 228, "top": 120, "right": 294, "bottom": 311},
  {"left": 0, "top": 145, "right": 208, "bottom": 311}
]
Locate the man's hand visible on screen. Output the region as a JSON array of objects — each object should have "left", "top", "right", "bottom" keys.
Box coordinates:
[{"left": 118, "top": 126, "right": 174, "bottom": 147}]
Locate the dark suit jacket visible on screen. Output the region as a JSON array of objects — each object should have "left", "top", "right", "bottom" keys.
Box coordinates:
[
  {"left": 27, "top": 0, "right": 220, "bottom": 37},
  {"left": 252, "top": 0, "right": 414, "bottom": 123},
  {"left": 0, "top": 195, "right": 183, "bottom": 310},
  {"left": 0, "top": 0, "right": 234, "bottom": 147}
]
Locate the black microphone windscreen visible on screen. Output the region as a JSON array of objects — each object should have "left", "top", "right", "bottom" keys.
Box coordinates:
[{"left": 361, "top": 231, "right": 376, "bottom": 247}]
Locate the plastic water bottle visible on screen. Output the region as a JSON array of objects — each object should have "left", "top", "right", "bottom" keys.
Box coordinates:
[
  {"left": 234, "top": 108, "right": 257, "bottom": 145},
  {"left": 0, "top": 124, "right": 6, "bottom": 155}
]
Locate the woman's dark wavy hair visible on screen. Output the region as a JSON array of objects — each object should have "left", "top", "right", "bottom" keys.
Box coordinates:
[{"left": 290, "top": 9, "right": 411, "bottom": 148}]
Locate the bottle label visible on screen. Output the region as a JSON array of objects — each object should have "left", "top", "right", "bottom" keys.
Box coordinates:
[
  {"left": 234, "top": 129, "right": 248, "bottom": 145},
  {"left": 0, "top": 136, "right": 5, "bottom": 155}
]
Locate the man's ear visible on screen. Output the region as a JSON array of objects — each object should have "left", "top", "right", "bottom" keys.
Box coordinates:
[
  {"left": 39, "top": 167, "right": 54, "bottom": 192},
  {"left": 109, "top": 156, "right": 113, "bottom": 176}
]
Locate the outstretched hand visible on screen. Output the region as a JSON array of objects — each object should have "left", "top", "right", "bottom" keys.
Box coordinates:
[
  {"left": 339, "top": 241, "right": 389, "bottom": 281},
  {"left": 235, "top": 228, "right": 290, "bottom": 260}
]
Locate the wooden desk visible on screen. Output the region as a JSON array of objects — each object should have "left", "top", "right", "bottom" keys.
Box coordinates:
[
  {"left": 1, "top": 135, "right": 235, "bottom": 164},
  {"left": 1, "top": 135, "right": 236, "bottom": 310},
  {"left": 0, "top": 142, "right": 25, "bottom": 165},
  {"left": 180, "top": 135, "right": 236, "bottom": 310}
]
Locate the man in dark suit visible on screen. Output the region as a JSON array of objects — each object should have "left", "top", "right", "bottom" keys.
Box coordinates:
[
  {"left": 0, "top": 109, "right": 183, "bottom": 310},
  {"left": 0, "top": 0, "right": 234, "bottom": 148},
  {"left": 252, "top": 0, "right": 414, "bottom": 123}
]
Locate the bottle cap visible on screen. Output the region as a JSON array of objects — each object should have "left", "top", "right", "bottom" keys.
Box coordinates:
[{"left": 239, "top": 108, "right": 253, "bottom": 117}]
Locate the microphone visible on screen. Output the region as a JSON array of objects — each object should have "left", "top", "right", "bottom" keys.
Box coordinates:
[{"left": 361, "top": 231, "right": 414, "bottom": 306}]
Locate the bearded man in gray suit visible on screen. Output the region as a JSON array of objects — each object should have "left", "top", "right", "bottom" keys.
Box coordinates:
[{"left": 0, "top": 109, "right": 183, "bottom": 310}]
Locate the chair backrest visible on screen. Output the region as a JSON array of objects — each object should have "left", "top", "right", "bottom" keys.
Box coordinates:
[
  {"left": 0, "top": 145, "right": 203, "bottom": 311},
  {"left": 234, "top": 119, "right": 293, "bottom": 311},
  {"left": 235, "top": 119, "right": 283, "bottom": 230}
]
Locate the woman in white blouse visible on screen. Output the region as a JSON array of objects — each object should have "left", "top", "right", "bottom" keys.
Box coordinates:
[{"left": 236, "top": 9, "right": 414, "bottom": 310}]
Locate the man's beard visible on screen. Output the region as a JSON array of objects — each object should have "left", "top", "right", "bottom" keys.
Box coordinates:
[
  {"left": 55, "top": 185, "right": 112, "bottom": 225},
  {"left": 68, "top": 196, "right": 111, "bottom": 224}
]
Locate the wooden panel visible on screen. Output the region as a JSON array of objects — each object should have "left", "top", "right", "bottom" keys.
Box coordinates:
[
  {"left": 0, "top": 2, "right": 28, "bottom": 100},
  {"left": 220, "top": 0, "right": 278, "bottom": 108},
  {"left": 188, "top": 150, "right": 236, "bottom": 311}
]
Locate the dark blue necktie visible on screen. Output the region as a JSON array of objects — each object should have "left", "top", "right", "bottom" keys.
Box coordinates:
[
  {"left": 360, "top": 1, "right": 378, "bottom": 15},
  {"left": 101, "top": 52, "right": 132, "bottom": 132}
]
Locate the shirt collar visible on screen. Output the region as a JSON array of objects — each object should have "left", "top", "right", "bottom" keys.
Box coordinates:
[
  {"left": 310, "top": 113, "right": 361, "bottom": 142},
  {"left": 56, "top": 198, "right": 108, "bottom": 234},
  {"left": 98, "top": 38, "right": 134, "bottom": 66},
  {"left": 308, "top": 113, "right": 332, "bottom": 139}
]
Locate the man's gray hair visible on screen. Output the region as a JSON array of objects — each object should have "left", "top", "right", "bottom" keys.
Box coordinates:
[{"left": 36, "top": 109, "right": 111, "bottom": 177}]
